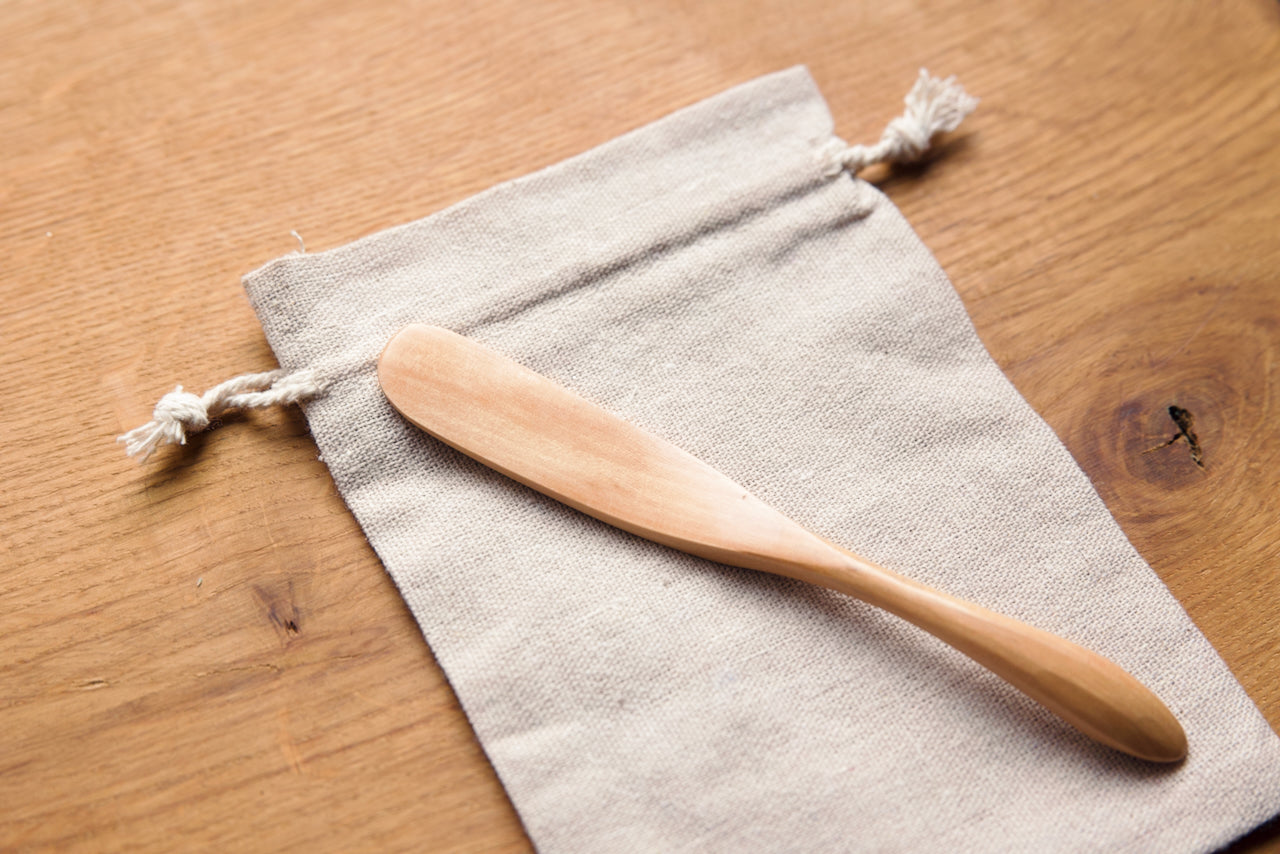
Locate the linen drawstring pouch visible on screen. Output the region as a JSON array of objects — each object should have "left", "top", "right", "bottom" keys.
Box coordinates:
[{"left": 123, "top": 68, "right": 1280, "bottom": 852}]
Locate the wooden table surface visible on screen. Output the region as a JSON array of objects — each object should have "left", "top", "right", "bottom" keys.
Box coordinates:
[{"left": 3, "top": 0, "right": 1278, "bottom": 850}]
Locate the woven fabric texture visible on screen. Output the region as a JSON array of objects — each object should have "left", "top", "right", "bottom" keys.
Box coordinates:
[{"left": 244, "top": 68, "right": 1280, "bottom": 853}]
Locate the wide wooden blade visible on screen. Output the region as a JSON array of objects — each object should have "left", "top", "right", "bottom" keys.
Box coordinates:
[{"left": 378, "top": 324, "right": 832, "bottom": 574}]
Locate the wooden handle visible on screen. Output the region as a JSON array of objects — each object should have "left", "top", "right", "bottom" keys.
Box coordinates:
[{"left": 784, "top": 547, "right": 1187, "bottom": 762}]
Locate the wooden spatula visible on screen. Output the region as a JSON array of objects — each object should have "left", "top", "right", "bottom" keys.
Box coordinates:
[{"left": 378, "top": 324, "right": 1187, "bottom": 762}]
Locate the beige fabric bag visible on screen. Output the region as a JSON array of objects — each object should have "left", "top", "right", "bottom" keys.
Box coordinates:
[{"left": 130, "top": 68, "right": 1280, "bottom": 851}]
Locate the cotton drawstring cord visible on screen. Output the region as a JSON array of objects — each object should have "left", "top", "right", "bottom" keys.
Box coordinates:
[
  {"left": 119, "top": 369, "right": 324, "bottom": 460},
  {"left": 838, "top": 70, "right": 979, "bottom": 174}
]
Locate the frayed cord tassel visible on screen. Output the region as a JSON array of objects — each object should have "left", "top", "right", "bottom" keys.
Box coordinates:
[
  {"left": 838, "top": 70, "right": 979, "bottom": 174},
  {"left": 119, "top": 369, "right": 324, "bottom": 460}
]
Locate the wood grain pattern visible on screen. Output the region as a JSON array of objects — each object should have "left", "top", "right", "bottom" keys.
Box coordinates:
[{"left": 2, "top": 0, "right": 1277, "bottom": 850}]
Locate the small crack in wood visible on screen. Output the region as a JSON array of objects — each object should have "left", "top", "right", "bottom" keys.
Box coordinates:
[{"left": 1143, "top": 405, "right": 1205, "bottom": 469}]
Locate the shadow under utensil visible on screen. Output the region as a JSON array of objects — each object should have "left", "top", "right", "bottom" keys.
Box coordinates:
[{"left": 724, "top": 562, "right": 1184, "bottom": 777}]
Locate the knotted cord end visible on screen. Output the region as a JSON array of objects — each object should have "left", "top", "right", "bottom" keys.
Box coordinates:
[
  {"left": 119, "top": 369, "right": 325, "bottom": 461},
  {"left": 836, "top": 69, "right": 979, "bottom": 175}
]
